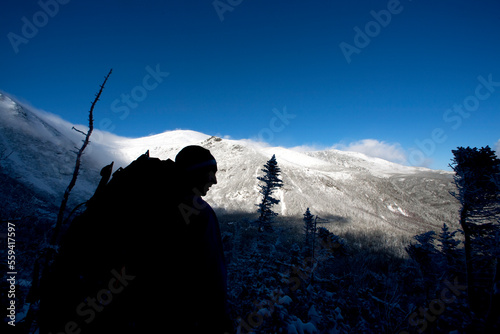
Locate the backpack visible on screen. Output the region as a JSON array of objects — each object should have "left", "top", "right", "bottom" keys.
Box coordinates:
[
  {"left": 39, "top": 151, "right": 183, "bottom": 333},
  {"left": 87, "top": 150, "right": 174, "bottom": 210}
]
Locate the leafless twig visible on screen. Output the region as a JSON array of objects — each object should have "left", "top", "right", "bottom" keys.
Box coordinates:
[{"left": 50, "top": 69, "right": 112, "bottom": 245}]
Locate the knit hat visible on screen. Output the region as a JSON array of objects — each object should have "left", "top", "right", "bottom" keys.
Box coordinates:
[{"left": 175, "top": 145, "right": 216, "bottom": 172}]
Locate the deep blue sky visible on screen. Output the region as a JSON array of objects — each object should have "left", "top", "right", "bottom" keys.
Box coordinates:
[{"left": 1, "top": 0, "right": 499, "bottom": 170}]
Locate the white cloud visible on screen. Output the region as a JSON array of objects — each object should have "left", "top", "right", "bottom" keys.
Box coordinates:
[
  {"left": 495, "top": 139, "right": 500, "bottom": 157},
  {"left": 290, "top": 144, "right": 325, "bottom": 152},
  {"left": 334, "top": 139, "right": 408, "bottom": 165},
  {"left": 290, "top": 139, "right": 410, "bottom": 165}
]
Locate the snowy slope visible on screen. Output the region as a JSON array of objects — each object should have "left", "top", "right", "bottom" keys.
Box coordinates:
[
  {"left": 0, "top": 92, "right": 459, "bottom": 237},
  {"left": 0, "top": 93, "right": 99, "bottom": 203}
]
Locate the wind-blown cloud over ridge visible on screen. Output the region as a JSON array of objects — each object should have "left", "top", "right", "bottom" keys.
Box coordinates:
[
  {"left": 0, "top": 91, "right": 130, "bottom": 168},
  {"left": 292, "top": 139, "right": 408, "bottom": 166},
  {"left": 333, "top": 139, "right": 408, "bottom": 165}
]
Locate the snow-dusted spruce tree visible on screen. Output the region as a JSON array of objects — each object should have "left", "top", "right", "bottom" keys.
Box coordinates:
[
  {"left": 256, "top": 154, "right": 283, "bottom": 232},
  {"left": 303, "top": 207, "right": 315, "bottom": 257},
  {"left": 437, "top": 222, "right": 462, "bottom": 275},
  {"left": 450, "top": 146, "right": 500, "bottom": 319}
]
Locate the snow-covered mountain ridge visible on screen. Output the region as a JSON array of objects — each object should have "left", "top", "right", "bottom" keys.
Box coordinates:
[{"left": 0, "top": 93, "right": 459, "bottom": 237}]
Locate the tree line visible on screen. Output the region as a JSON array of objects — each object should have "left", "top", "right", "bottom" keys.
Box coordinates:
[{"left": 253, "top": 146, "right": 500, "bottom": 332}]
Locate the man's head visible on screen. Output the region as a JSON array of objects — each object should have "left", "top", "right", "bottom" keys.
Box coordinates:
[{"left": 175, "top": 145, "right": 218, "bottom": 196}]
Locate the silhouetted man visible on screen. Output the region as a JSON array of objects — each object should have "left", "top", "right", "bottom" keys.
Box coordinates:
[
  {"left": 39, "top": 145, "right": 232, "bottom": 333},
  {"left": 172, "top": 145, "right": 232, "bottom": 333}
]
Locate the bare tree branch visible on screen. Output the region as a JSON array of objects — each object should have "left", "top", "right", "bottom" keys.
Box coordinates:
[
  {"left": 72, "top": 126, "right": 87, "bottom": 136},
  {"left": 50, "top": 69, "right": 112, "bottom": 245}
]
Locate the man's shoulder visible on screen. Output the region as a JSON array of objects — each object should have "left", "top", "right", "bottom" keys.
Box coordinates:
[
  {"left": 176, "top": 196, "right": 217, "bottom": 226},
  {"left": 198, "top": 197, "right": 217, "bottom": 216}
]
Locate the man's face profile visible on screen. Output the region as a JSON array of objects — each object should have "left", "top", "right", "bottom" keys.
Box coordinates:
[
  {"left": 175, "top": 145, "right": 218, "bottom": 197},
  {"left": 198, "top": 166, "right": 218, "bottom": 196},
  {"left": 188, "top": 165, "right": 217, "bottom": 197}
]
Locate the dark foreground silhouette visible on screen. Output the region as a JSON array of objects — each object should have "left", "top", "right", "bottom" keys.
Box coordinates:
[{"left": 39, "top": 145, "right": 232, "bottom": 333}]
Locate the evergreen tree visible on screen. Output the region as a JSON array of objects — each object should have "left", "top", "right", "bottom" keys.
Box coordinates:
[
  {"left": 450, "top": 146, "right": 500, "bottom": 318},
  {"left": 256, "top": 154, "right": 283, "bottom": 232},
  {"left": 303, "top": 208, "right": 315, "bottom": 256},
  {"left": 451, "top": 146, "right": 500, "bottom": 222},
  {"left": 437, "top": 223, "right": 461, "bottom": 275},
  {"left": 406, "top": 231, "right": 439, "bottom": 269},
  {"left": 405, "top": 231, "right": 440, "bottom": 297}
]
